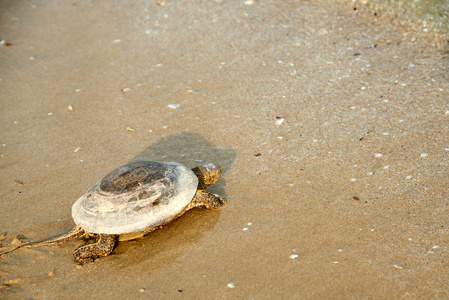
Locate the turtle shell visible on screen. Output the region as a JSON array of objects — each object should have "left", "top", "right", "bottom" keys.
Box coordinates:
[{"left": 72, "top": 161, "right": 199, "bottom": 234}]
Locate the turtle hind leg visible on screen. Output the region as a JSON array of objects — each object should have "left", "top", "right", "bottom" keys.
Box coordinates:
[
  {"left": 189, "top": 190, "right": 227, "bottom": 210},
  {"left": 73, "top": 234, "right": 118, "bottom": 265}
]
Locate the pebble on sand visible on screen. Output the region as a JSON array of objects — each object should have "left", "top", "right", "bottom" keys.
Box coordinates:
[{"left": 67, "top": 105, "right": 74, "bottom": 111}]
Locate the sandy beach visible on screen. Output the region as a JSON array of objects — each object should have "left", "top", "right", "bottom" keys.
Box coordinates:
[{"left": 1, "top": 0, "right": 448, "bottom": 298}]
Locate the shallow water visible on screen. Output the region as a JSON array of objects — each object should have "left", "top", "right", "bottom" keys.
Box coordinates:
[{"left": 354, "top": 0, "right": 449, "bottom": 32}]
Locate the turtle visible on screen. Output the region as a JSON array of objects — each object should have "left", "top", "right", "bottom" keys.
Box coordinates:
[{"left": 0, "top": 161, "right": 226, "bottom": 264}]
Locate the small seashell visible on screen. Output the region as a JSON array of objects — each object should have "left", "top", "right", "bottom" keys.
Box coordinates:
[
  {"left": 126, "top": 127, "right": 135, "bottom": 132},
  {"left": 275, "top": 117, "right": 285, "bottom": 125},
  {"left": 167, "top": 104, "right": 180, "bottom": 109},
  {"left": 290, "top": 254, "right": 298, "bottom": 259},
  {"left": 67, "top": 105, "right": 74, "bottom": 111},
  {"left": 227, "top": 282, "right": 235, "bottom": 288},
  {"left": 121, "top": 88, "right": 132, "bottom": 93},
  {"left": 393, "top": 263, "right": 404, "bottom": 269},
  {"left": 73, "top": 147, "right": 82, "bottom": 153}
]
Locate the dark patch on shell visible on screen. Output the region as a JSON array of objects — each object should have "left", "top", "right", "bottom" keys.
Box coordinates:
[{"left": 99, "top": 161, "right": 173, "bottom": 195}]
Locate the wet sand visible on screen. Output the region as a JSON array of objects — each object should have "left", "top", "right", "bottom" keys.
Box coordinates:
[{"left": 1, "top": 0, "right": 448, "bottom": 298}]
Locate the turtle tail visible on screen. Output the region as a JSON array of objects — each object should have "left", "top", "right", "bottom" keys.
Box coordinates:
[{"left": 0, "top": 225, "right": 86, "bottom": 256}]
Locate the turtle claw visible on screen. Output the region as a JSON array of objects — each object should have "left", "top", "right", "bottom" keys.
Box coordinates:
[{"left": 74, "top": 255, "right": 95, "bottom": 265}]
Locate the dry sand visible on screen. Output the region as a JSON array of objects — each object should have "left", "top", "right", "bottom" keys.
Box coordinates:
[{"left": 1, "top": 0, "right": 448, "bottom": 298}]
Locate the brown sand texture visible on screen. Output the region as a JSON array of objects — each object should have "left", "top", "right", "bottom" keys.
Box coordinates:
[{"left": 1, "top": 0, "right": 448, "bottom": 298}]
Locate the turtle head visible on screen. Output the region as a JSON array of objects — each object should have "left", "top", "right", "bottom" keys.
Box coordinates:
[{"left": 192, "top": 163, "right": 223, "bottom": 189}]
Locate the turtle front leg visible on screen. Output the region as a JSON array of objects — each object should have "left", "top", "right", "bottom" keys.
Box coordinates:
[
  {"left": 73, "top": 234, "right": 118, "bottom": 264},
  {"left": 189, "top": 190, "right": 227, "bottom": 209}
]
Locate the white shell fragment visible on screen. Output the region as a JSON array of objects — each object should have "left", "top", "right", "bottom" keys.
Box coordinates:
[
  {"left": 167, "top": 104, "right": 180, "bottom": 109},
  {"left": 275, "top": 117, "right": 285, "bottom": 125},
  {"left": 67, "top": 105, "right": 74, "bottom": 111},
  {"left": 227, "top": 282, "right": 235, "bottom": 288},
  {"left": 73, "top": 147, "right": 83, "bottom": 153},
  {"left": 393, "top": 263, "right": 404, "bottom": 269},
  {"left": 290, "top": 254, "right": 298, "bottom": 259},
  {"left": 72, "top": 161, "right": 199, "bottom": 234}
]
